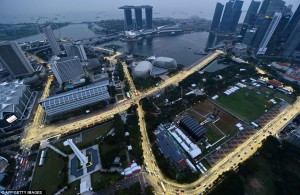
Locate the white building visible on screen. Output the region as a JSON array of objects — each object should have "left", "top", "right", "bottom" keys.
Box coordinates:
[
  {"left": 64, "top": 42, "right": 87, "bottom": 61},
  {"left": 51, "top": 56, "right": 85, "bottom": 87},
  {"left": 152, "top": 57, "right": 177, "bottom": 69},
  {"left": 0, "top": 80, "right": 32, "bottom": 132},
  {"left": 42, "top": 25, "right": 61, "bottom": 56},
  {"left": 132, "top": 61, "right": 153, "bottom": 78},
  {"left": 257, "top": 12, "right": 282, "bottom": 55}
]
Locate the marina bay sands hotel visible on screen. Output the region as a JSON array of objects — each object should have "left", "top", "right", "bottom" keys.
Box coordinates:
[{"left": 119, "top": 5, "right": 153, "bottom": 31}]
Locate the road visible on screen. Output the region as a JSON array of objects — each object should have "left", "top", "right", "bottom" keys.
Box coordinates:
[
  {"left": 22, "top": 50, "right": 222, "bottom": 148},
  {"left": 21, "top": 49, "right": 300, "bottom": 194},
  {"left": 138, "top": 98, "right": 300, "bottom": 195}
]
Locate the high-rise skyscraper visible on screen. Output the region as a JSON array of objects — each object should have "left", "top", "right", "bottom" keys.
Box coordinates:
[
  {"left": 282, "top": 4, "right": 300, "bottom": 41},
  {"left": 251, "top": 16, "right": 272, "bottom": 49},
  {"left": 282, "top": 20, "right": 300, "bottom": 58},
  {"left": 219, "top": 0, "right": 235, "bottom": 32},
  {"left": 242, "top": 28, "right": 257, "bottom": 46},
  {"left": 244, "top": 0, "right": 261, "bottom": 26},
  {"left": 264, "top": 11, "right": 291, "bottom": 55},
  {"left": 257, "top": 12, "right": 282, "bottom": 55},
  {"left": 0, "top": 41, "right": 34, "bottom": 78},
  {"left": 134, "top": 7, "right": 143, "bottom": 30},
  {"left": 230, "top": 0, "right": 244, "bottom": 32},
  {"left": 51, "top": 56, "right": 85, "bottom": 86},
  {"left": 42, "top": 25, "right": 61, "bottom": 56},
  {"left": 120, "top": 6, "right": 153, "bottom": 30},
  {"left": 259, "top": 0, "right": 271, "bottom": 15},
  {"left": 265, "top": 0, "right": 285, "bottom": 16},
  {"left": 145, "top": 6, "right": 153, "bottom": 29},
  {"left": 240, "top": 24, "right": 249, "bottom": 39},
  {"left": 120, "top": 7, "right": 134, "bottom": 31},
  {"left": 64, "top": 42, "right": 87, "bottom": 62},
  {"left": 219, "top": 0, "right": 243, "bottom": 32},
  {"left": 210, "top": 2, "right": 224, "bottom": 31}
]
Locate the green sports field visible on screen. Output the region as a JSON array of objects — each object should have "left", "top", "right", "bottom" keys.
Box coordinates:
[{"left": 215, "top": 88, "right": 276, "bottom": 122}]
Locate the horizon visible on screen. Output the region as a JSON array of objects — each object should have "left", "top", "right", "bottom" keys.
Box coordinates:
[{"left": 1, "top": 0, "right": 299, "bottom": 24}]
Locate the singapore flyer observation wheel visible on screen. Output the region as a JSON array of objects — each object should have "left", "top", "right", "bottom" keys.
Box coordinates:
[{"left": 35, "top": 17, "right": 62, "bottom": 40}]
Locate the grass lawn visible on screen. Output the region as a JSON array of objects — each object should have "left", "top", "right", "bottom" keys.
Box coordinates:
[
  {"left": 215, "top": 88, "right": 274, "bottom": 122},
  {"left": 186, "top": 109, "right": 205, "bottom": 122},
  {"left": 260, "top": 86, "right": 294, "bottom": 104},
  {"left": 61, "top": 180, "right": 80, "bottom": 195},
  {"left": 91, "top": 171, "right": 123, "bottom": 191},
  {"left": 188, "top": 101, "right": 238, "bottom": 137},
  {"left": 204, "top": 123, "right": 224, "bottom": 144},
  {"left": 214, "top": 111, "right": 239, "bottom": 136},
  {"left": 31, "top": 149, "right": 68, "bottom": 194},
  {"left": 52, "top": 122, "right": 113, "bottom": 154},
  {"left": 192, "top": 101, "right": 214, "bottom": 116}
]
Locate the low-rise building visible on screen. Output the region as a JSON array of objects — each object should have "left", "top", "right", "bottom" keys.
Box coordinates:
[
  {"left": 179, "top": 115, "right": 206, "bottom": 141},
  {"left": 233, "top": 43, "right": 248, "bottom": 57},
  {"left": 39, "top": 80, "right": 110, "bottom": 117},
  {"left": 0, "top": 80, "right": 33, "bottom": 132},
  {"left": 271, "top": 62, "right": 290, "bottom": 71},
  {"left": 155, "top": 130, "right": 186, "bottom": 169}
]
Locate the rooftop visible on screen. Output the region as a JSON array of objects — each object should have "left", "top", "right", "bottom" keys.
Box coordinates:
[
  {"left": 119, "top": 5, "right": 153, "bottom": 9},
  {"left": 155, "top": 130, "right": 186, "bottom": 165},
  {"left": 179, "top": 115, "right": 206, "bottom": 141},
  {"left": 0, "top": 80, "right": 28, "bottom": 119}
]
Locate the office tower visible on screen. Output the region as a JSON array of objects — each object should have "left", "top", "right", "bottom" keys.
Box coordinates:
[
  {"left": 265, "top": 0, "right": 285, "bottom": 16},
  {"left": 240, "top": 24, "right": 249, "bottom": 38},
  {"left": 120, "top": 6, "right": 134, "bottom": 31},
  {"left": 42, "top": 25, "right": 61, "bottom": 56},
  {"left": 219, "top": 0, "right": 243, "bottom": 32},
  {"left": 206, "top": 33, "right": 217, "bottom": 49},
  {"left": 264, "top": 12, "right": 291, "bottom": 55},
  {"left": 259, "top": 0, "right": 271, "bottom": 15},
  {"left": 64, "top": 42, "right": 87, "bottom": 61},
  {"left": 230, "top": 0, "right": 244, "bottom": 32},
  {"left": 0, "top": 41, "right": 34, "bottom": 78},
  {"left": 282, "top": 4, "right": 300, "bottom": 41},
  {"left": 210, "top": 2, "right": 224, "bottom": 31},
  {"left": 244, "top": 0, "right": 261, "bottom": 26},
  {"left": 134, "top": 7, "right": 143, "bottom": 30},
  {"left": 257, "top": 12, "right": 282, "bottom": 55},
  {"left": 242, "top": 28, "right": 257, "bottom": 46},
  {"left": 219, "top": 0, "right": 235, "bottom": 32},
  {"left": 282, "top": 21, "right": 300, "bottom": 57},
  {"left": 251, "top": 16, "right": 272, "bottom": 49},
  {"left": 145, "top": 6, "right": 153, "bottom": 29},
  {"left": 51, "top": 56, "right": 85, "bottom": 86}
]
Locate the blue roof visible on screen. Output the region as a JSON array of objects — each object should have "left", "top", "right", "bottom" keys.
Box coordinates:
[
  {"left": 180, "top": 115, "right": 206, "bottom": 140},
  {"left": 155, "top": 130, "right": 185, "bottom": 164}
]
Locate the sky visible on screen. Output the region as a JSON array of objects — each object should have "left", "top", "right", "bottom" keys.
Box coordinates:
[{"left": 0, "top": 0, "right": 299, "bottom": 23}]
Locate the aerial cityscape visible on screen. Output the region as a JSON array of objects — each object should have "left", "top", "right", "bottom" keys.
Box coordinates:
[{"left": 1, "top": 0, "right": 300, "bottom": 194}]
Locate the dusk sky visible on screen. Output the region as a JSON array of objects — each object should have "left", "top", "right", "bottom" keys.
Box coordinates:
[{"left": 0, "top": 0, "right": 299, "bottom": 23}]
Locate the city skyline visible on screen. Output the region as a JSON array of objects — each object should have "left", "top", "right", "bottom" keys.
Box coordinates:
[
  {"left": 0, "top": 0, "right": 299, "bottom": 24},
  {"left": 1, "top": 0, "right": 300, "bottom": 194}
]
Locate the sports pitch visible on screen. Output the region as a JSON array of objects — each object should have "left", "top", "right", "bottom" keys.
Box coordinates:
[{"left": 215, "top": 88, "right": 276, "bottom": 122}]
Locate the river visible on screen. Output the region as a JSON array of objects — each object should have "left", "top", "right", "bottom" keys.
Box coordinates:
[{"left": 16, "top": 23, "right": 229, "bottom": 70}]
